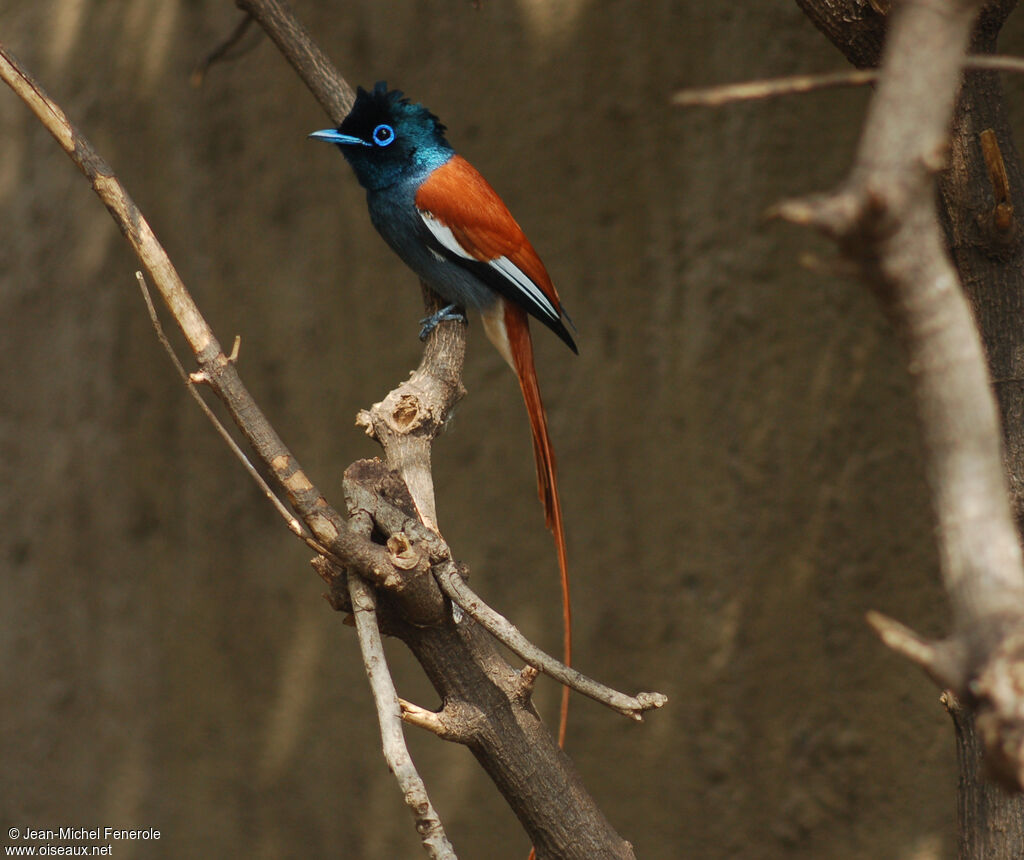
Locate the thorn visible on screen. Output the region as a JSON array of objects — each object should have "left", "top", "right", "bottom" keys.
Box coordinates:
[{"left": 229, "top": 335, "right": 241, "bottom": 363}]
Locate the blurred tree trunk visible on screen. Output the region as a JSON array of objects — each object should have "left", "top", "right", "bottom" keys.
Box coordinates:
[{"left": 796, "top": 1, "right": 1024, "bottom": 857}]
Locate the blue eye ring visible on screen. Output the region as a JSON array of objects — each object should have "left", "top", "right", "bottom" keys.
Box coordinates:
[{"left": 372, "top": 124, "right": 395, "bottom": 147}]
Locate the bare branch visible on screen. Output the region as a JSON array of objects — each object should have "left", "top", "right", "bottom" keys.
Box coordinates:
[
  {"left": 355, "top": 286, "right": 467, "bottom": 531},
  {"left": 779, "top": 0, "right": 1024, "bottom": 786},
  {"left": 435, "top": 563, "right": 667, "bottom": 720},
  {"left": 341, "top": 459, "right": 668, "bottom": 720},
  {"left": 234, "top": 0, "right": 354, "bottom": 124},
  {"left": 671, "top": 54, "right": 1024, "bottom": 108},
  {"left": 672, "top": 69, "right": 876, "bottom": 107},
  {"left": 190, "top": 12, "right": 257, "bottom": 87},
  {"left": 136, "top": 271, "right": 318, "bottom": 548},
  {"left": 0, "top": 42, "right": 415, "bottom": 594},
  {"left": 347, "top": 572, "right": 456, "bottom": 859}
]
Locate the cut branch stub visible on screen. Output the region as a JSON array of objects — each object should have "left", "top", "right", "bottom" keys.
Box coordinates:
[
  {"left": 770, "top": 181, "right": 900, "bottom": 254},
  {"left": 355, "top": 287, "right": 467, "bottom": 532},
  {"left": 342, "top": 460, "right": 448, "bottom": 627}
]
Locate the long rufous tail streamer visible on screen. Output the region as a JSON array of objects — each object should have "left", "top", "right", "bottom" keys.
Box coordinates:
[{"left": 499, "top": 301, "right": 572, "bottom": 749}]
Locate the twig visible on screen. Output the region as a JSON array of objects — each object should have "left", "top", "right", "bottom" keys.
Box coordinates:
[
  {"left": 672, "top": 69, "right": 875, "bottom": 106},
  {"left": 190, "top": 13, "right": 257, "bottom": 87},
  {"left": 234, "top": 0, "right": 354, "bottom": 123},
  {"left": 348, "top": 572, "right": 456, "bottom": 859},
  {"left": 865, "top": 610, "right": 965, "bottom": 690},
  {"left": 136, "top": 271, "right": 319, "bottom": 549},
  {"left": 435, "top": 563, "right": 667, "bottom": 720},
  {"left": 0, "top": 41, "right": 406, "bottom": 591},
  {"left": 671, "top": 54, "right": 1024, "bottom": 107}
]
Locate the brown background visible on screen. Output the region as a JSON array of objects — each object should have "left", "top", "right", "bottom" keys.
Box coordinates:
[{"left": 4, "top": 2, "right": 1023, "bottom": 858}]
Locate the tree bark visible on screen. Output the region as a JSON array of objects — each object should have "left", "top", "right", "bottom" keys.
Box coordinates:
[
  {"left": 946, "top": 692, "right": 1024, "bottom": 860},
  {"left": 794, "top": 0, "right": 1024, "bottom": 855},
  {"left": 341, "top": 458, "right": 637, "bottom": 859}
]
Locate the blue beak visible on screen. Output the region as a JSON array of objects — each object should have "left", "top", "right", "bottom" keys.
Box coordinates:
[{"left": 309, "top": 129, "right": 370, "bottom": 146}]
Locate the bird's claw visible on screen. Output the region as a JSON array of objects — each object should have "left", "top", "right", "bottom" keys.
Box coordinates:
[{"left": 418, "top": 304, "right": 466, "bottom": 340}]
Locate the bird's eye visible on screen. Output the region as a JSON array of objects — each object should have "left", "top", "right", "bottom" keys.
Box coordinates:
[{"left": 372, "top": 124, "right": 395, "bottom": 147}]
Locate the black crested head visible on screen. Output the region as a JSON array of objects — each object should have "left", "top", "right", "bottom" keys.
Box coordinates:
[
  {"left": 342, "top": 82, "right": 448, "bottom": 142},
  {"left": 331, "top": 82, "right": 454, "bottom": 191}
]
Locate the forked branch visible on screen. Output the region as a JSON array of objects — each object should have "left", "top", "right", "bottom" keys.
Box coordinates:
[
  {"left": 0, "top": 39, "right": 455, "bottom": 854},
  {"left": 343, "top": 461, "right": 667, "bottom": 719},
  {"left": 1, "top": 4, "right": 663, "bottom": 853},
  {"left": 771, "top": 0, "right": 1024, "bottom": 788}
]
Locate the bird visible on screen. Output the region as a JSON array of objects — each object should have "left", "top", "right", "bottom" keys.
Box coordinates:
[{"left": 310, "top": 82, "right": 576, "bottom": 746}]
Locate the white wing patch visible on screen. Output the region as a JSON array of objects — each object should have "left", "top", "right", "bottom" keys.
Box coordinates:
[
  {"left": 489, "top": 256, "right": 559, "bottom": 324},
  {"left": 418, "top": 209, "right": 559, "bottom": 324},
  {"left": 419, "top": 210, "right": 474, "bottom": 260}
]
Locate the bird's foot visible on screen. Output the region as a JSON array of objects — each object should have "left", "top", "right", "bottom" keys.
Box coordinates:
[{"left": 419, "top": 303, "right": 467, "bottom": 340}]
